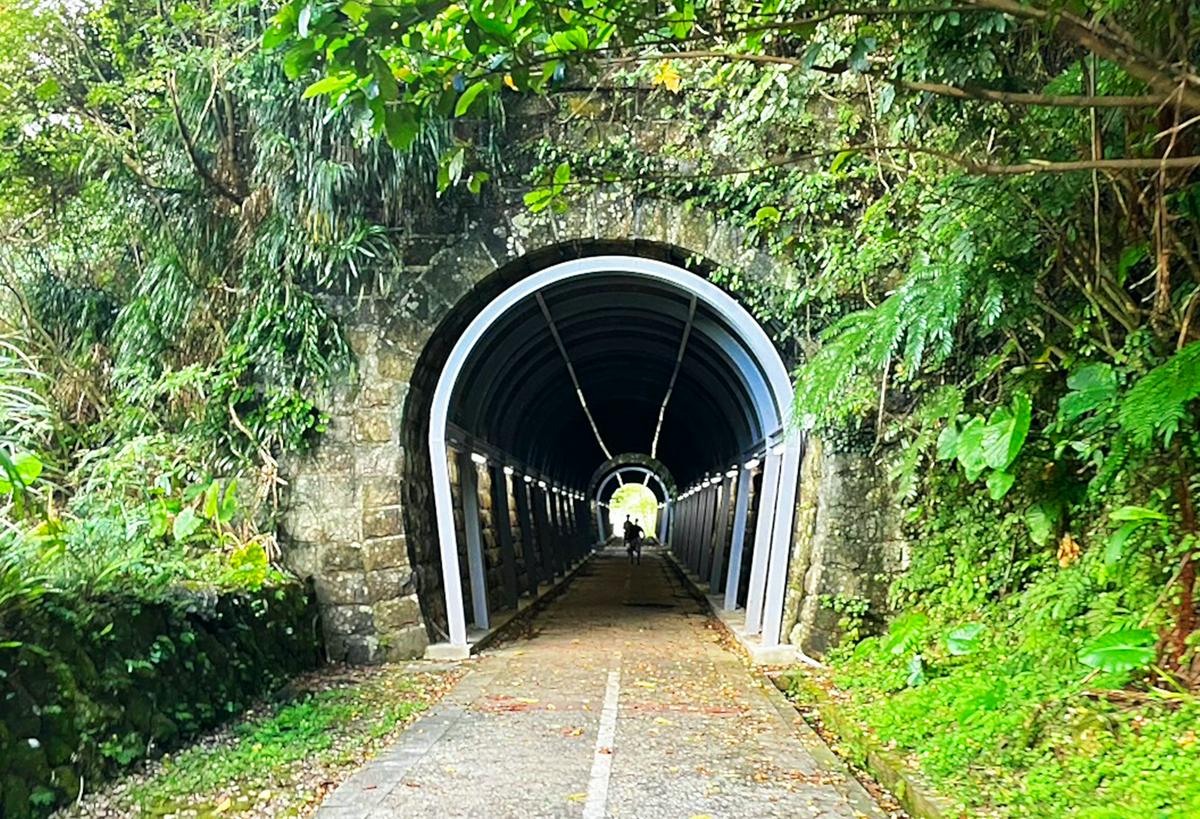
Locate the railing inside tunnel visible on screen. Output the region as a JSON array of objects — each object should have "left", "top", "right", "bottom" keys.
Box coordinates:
[
  {"left": 443, "top": 428, "right": 596, "bottom": 643},
  {"left": 667, "top": 433, "right": 807, "bottom": 649}
]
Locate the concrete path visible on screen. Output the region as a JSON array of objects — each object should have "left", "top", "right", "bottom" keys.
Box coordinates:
[{"left": 317, "top": 549, "right": 883, "bottom": 818}]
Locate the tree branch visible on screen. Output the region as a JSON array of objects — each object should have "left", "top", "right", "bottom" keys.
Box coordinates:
[
  {"left": 966, "top": 0, "right": 1200, "bottom": 112},
  {"left": 898, "top": 79, "right": 1166, "bottom": 108},
  {"left": 608, "top": 52, "right": 1172, "bottom": 108},
  {"left": 166, "top": 71, "right": 244, "bottom": 207}
]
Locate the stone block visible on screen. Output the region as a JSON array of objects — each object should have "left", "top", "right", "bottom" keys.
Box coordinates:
[
  {"left": 366, "top": 568, "right": 408, "bottom": 603},
  {"left": 357, "top": 443, "right": 403, "bottom": 476},
  {"left": 306, "top": 445, "right": 355, "bottom": 474},
  {"left": 282, "top": 542, "right": 320, "bottom": 578},
  {"left": 345, "top": 327, "right": 376, "bottom": 357},
  {"left": 315, "top": 572, "right": 370, "bottom": 605},
  {"left": 342, "top": 635, "right": 381, "bottom": 665},
  {"left": 377, "top": 341, "right": 416, "bottom": 381},
  {"left": 281, "top": 507, "right": 325, "bottom": 544},
  {"left": 363, "top": 506, "right": 402, "bottom": 539},
  {"left": 321, "top": 542, "right": 365, "bottom": 572},
  {"left": 359, "top": 382, "right": 399, "bottom": 408},
  {"left": 321, "top": 414, "right": 356, "bottom": 445},
  {"left": 353, "top": 411, "right": 393, "bottom": 444},
  {"left": 362, "top": 476, "right": 402, "bottom": 509},
  {"left": 325, "top": 605, "right": 375, "bottom": 636},
  {"left": 382, "top": 625, "right": 429, "bottom": 661},
  {"left": 373, "top": 596, "right": 422, "bottom": 632},
  {"left": 331, "top": 507, "right": 365, "bottom": 543},
  {"left": 364, "top": 535, "right": 409, "bottom": 571},
  {"left": 292, "top": 473, "right": 356, "bottom": 510}
]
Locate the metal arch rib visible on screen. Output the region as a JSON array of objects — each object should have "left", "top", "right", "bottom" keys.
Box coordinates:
[
  {"left": 651, "top": 294, "right": 696, "bottom": 459},
  {"left": 536, "top": 292, "right": 613, "bottom": 461}
]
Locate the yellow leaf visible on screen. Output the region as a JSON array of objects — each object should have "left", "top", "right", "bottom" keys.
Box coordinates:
[
  {"left": 567, "top": 792, "right": 588, "bottom": 802},
  {"left": 654, "top": 717, "right": 674, "bottom": 726},
  {"left": 651, "top": 60, "right": 682, "bottom": 93},
  {"left": 504, "top": 74, "right": 517, "bottom": 91}
]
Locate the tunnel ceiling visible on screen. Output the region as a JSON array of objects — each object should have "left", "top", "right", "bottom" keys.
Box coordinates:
[{"left": 448, "top": 271, "right": 780, "bottom": 489}]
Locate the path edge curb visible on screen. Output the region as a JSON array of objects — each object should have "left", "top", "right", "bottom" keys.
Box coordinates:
[
  {"left": 661, "top": 550, "right": 891, "bottom": 819},
  {"left": 770, "top": 671, "right": 964, "bottom": 819}
]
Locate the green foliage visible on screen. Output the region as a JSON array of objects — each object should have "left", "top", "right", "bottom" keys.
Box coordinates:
[
  {"left": 609, "top": 483, "right": 658, "bottom": 538},
  {"left": 116, "top": 667, "right": 448, "bottom": 817},
  {"left": 1119, "top": 342, "right": 1200, "bottom": 448},
  {"left": 0, "top": 583, "right": 322, "bottom": 818},
  {"left": 1077, "top": 629, "right": 1157, "bottom": 674},
  {"left": 945, "top": 623, "right": 985, "bottom": 656},
  {"left": 934, "top": 393, "right": 1030, "bottom": 499}
]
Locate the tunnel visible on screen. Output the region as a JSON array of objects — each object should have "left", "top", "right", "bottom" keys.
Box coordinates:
[{"left": 405, "top": 246, "right": 805, "bottom": 655}]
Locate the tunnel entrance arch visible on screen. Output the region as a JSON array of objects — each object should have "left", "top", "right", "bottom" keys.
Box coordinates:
[
  {"left": 424, "top": 255, "right": 804, "bottom": 654},
  {"left": 587, "top": 454, "right": 676, "bottom": 542}
]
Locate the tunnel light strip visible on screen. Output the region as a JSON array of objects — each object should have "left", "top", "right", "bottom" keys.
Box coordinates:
[
  {"left": 649, "top": 294, "right": 697, "bottom": 459},
  {"left": 535, "top": 292, "right": 614, "bottom": 461}
]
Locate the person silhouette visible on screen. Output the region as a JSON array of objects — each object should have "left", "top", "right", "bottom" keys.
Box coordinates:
[{"left": 627, "top": 518, "right": 644, "bottom": 564}]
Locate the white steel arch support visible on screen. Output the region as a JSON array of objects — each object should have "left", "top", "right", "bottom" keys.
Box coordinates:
[
  {"left": 722, "top": 465, "right": 753, "bottom": 611},
  {"left": 743, "top": 450, "right": 783, "bottom": 635},
  {"left": 429, "top": 256, "right": 801, "bottom": 650}
]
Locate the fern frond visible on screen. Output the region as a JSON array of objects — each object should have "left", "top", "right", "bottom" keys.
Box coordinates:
[{"left": 1118, "top": 342, "right": 1200, "bottom": 447}]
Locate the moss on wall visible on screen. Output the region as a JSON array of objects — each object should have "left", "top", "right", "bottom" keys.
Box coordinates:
[{"left": 0, "top": 584, "right": 322, "bottom": 819}]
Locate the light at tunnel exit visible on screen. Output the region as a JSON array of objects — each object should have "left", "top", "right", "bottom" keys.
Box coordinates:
[{"left": 607, "top": 483, "right": 658, "bottom": 538}]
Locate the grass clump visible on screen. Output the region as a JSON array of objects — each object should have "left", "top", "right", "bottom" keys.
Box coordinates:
[{"left": 61, "top": 665, "right": 462, "bottom": 818}]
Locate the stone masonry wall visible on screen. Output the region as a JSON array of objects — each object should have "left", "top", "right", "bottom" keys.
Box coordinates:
[{"left": 785, "top": 438, "right": 907, "bottom": 656}]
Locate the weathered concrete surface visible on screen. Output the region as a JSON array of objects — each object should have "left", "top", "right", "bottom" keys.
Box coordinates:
[{"left": 317, "top": 548, "right": 883, "bottom": 818}]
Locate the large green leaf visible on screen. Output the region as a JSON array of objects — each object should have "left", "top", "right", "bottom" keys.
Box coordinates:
[
  {"left": 883, "top": 612, "right": 928, "bottom": 656},
  {"left": 454, "top": 80, "right": 488, "bottom": 116},
  {"left": 383, "top": 104, "right": 418, "bottom": 150},
  {"left": 946, "top": 623, "right": 985, "bottom": 656},
  {"left": 219, "top": 479, "right": 239, "bottom": 525},
  {"left": 11, "top": 452, "right": 42, "bottom": 485},
  {"left": 935, "top": 423, "right": 958, "bottom": 461},
  {"left": 986, "top": 469, "right": 1015, "bottom": 500},
  {"left": 1077, "top": 629, "right": 1156, "bottom": 674},
  {"left": 981, "top": 393, "right": 1031, "bottom": 470},
  {"left": 1024, "top": 502, "right": 1057, "bottom": 546},
  {"left": 906, "top": 653, "right": 926, "bottom": 687},
  {"left": 1110, "top": 505, "right": 1168, "bottom": 522},
  {"left": 1104, "top": 522, "right": 1143, "bottom": 565},
  {"left": 955, "top": 418, "right": 987, "bottom": 481},
  {"left": 0, "top": 451, "right": 42, "bottom": 498},
  {"left": 203, "top": 481, "right": 221, "bottom": 521},
  {"left": 172, "top": 508, "right": 203, "bottom": 543},
  {"left": 301, "top": 72, "right": 355, "bottom": 99},
  {"left": 1058, "top": 363, "right": 1116, "bottom": 421}
]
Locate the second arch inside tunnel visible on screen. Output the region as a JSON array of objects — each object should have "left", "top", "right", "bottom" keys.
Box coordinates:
[{"left": 415, "top": 252, "right": 805, "bottom": 654}]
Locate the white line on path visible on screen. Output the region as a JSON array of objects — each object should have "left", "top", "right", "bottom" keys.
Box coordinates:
[{"left": 582, "top": 660, "right": 622, "bottom": 819}]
